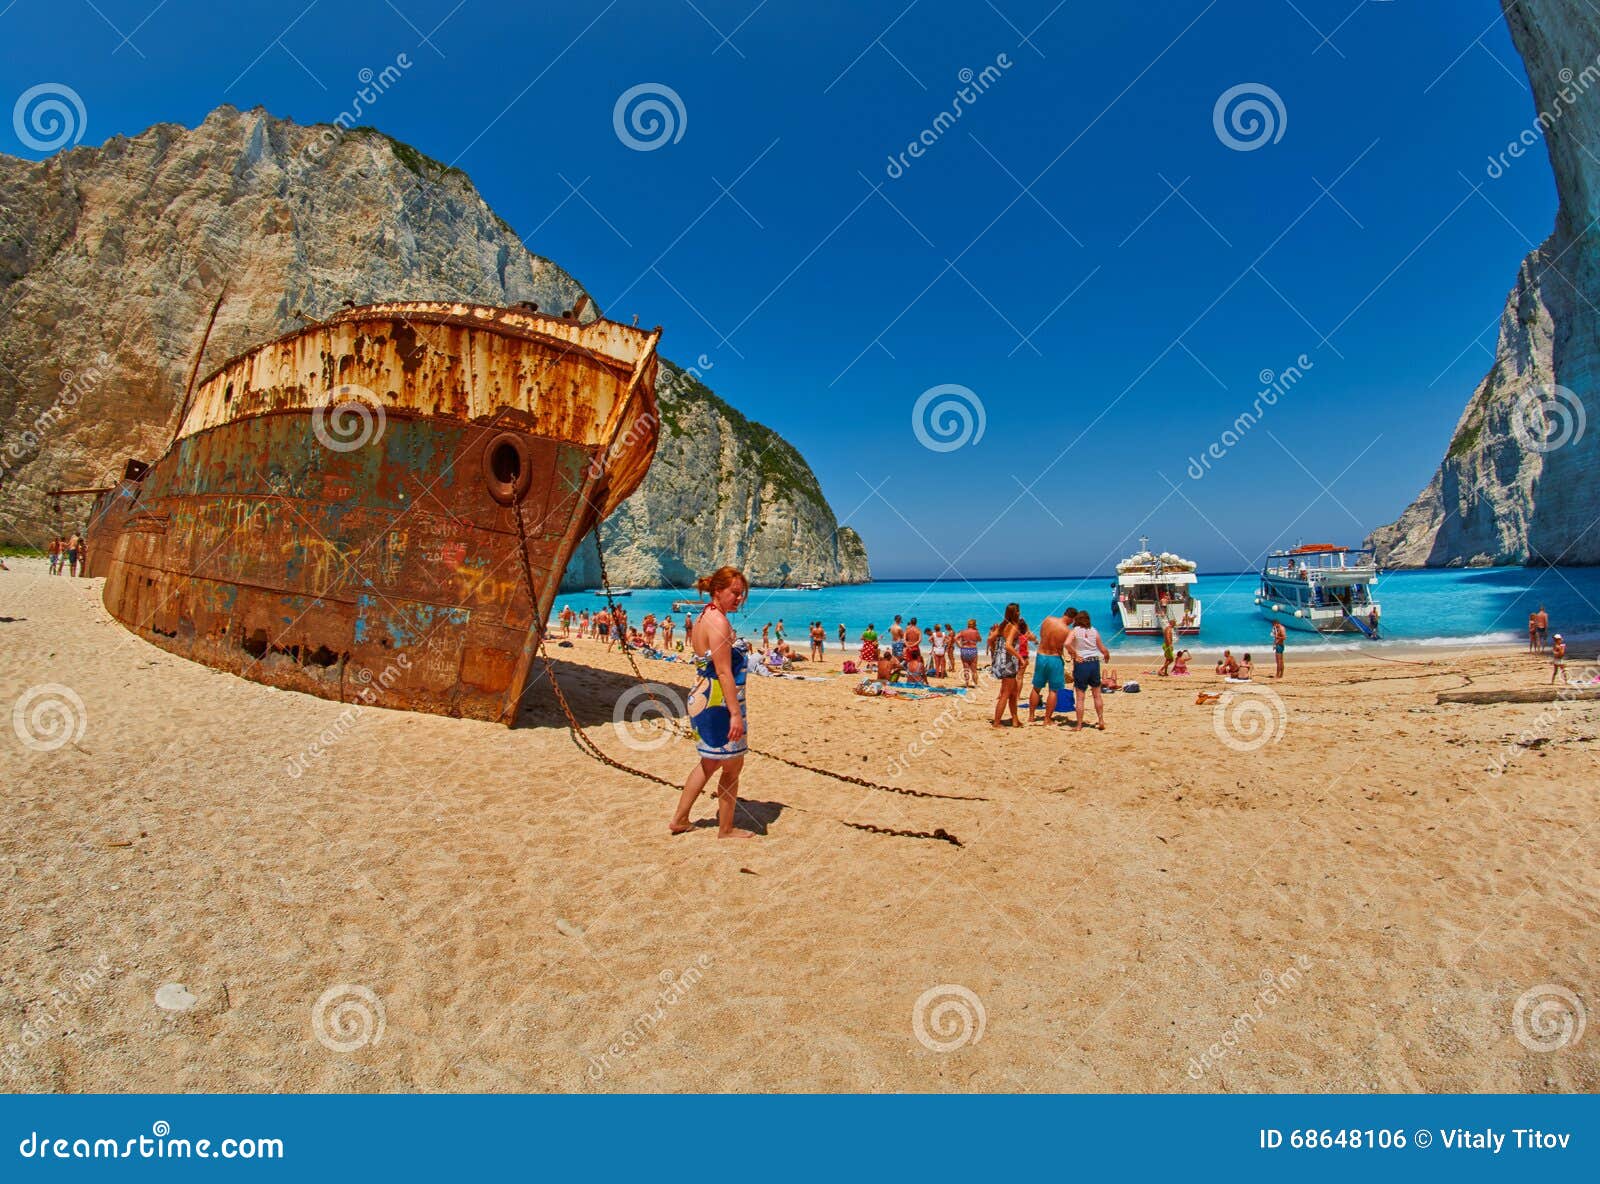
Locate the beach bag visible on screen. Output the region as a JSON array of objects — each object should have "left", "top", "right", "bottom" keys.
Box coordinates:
[
  {"left": 992, "top": 649, "right": 1019, "bottom": 679},
  {"left": 842, "top": 660, "right": 858, "bottom": 674},
  {"left": 1123, "top": 681, "right": 1141, "bottom": 694}
]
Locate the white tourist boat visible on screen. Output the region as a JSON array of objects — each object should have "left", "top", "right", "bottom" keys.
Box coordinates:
[
  {"left": 1110, "top": 538, "right": 1201, "bottom": 636},
  {"left": 1256, "top": 544, "right": 1382, "bottom": 636}
]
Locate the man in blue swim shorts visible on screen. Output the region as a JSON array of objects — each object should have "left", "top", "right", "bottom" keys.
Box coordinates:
[{"left": 1028, "top": 612, "right": 1072, "bottom": 724}]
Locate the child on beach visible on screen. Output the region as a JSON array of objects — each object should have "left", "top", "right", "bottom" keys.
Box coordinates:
[{"left": 1551, "top": 634, "right": 1567, "bottom": 684}]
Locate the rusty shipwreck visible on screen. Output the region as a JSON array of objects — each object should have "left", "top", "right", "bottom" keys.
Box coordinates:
[{"left": 82, "top": 300, "right": 661, "bottom": 724}]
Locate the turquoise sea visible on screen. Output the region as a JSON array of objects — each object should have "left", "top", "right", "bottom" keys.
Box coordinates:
[{"left": 581, "top": 567, "right": 1600, "bottom": 655}]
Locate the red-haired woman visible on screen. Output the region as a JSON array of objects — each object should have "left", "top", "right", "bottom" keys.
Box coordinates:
[{"left": 670, "top": 566, "right": 757, "bottom": 838}]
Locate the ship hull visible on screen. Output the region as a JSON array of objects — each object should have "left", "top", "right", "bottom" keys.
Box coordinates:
[
  {"left": 99, "top": 411, "right": 598, "bottom": 720},
  {"left": 86, "top": 302, "right": 660, "bottom": 723}
]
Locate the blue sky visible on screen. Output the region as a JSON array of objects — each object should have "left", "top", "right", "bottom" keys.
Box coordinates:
[{"left": 1, "top": 1, "right": 1558, "bottom": 577}]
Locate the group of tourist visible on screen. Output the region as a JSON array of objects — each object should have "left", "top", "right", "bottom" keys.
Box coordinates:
[
  {"left": 556, "top": 604, "right": 681, "bottom": 654},
  {"left": 1528, "top": 604, "right": 1571, "bottom": 682},
  {"left": 857, "top": 615, "right": 983, "bottom": 687},
  {"left": 46, "top": 534, "right": 85, "bottom": 577},
  {"left": 985, "top": 603, "right": 1115, "bottom": 731},
  {"left": 554, "top": 572, "right": 1592, "bottom": 841}
]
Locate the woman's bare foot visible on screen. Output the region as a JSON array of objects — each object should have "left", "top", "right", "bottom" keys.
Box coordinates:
[
  {"left": 669, "top": 821, "right": 695, "bottom": 835},
  {"left": 718, "top": 828, "right": 759, "bottom": 839}
]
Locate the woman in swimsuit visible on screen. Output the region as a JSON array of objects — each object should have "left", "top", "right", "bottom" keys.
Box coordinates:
[
  {"left": 956, "top": 618, "right": 981, "bottom": 688},
  {"left": 670, "top": 566, "right": 757, "bottom": 839},
  {"left": 930, "top": 627, "right": 947, "bottom": 678},
  {"left": 991, "top": 603, "right": 1023, "bottom": 727}
]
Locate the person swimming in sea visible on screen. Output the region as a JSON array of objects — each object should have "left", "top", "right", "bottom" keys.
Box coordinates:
[{"left": 669, "top": 566, "right": 757, "bottom": 839}]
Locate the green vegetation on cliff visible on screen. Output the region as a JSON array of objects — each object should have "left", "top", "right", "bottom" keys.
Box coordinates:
[{"left": 661, "top": 371, "right": 827, "bottom": 509}]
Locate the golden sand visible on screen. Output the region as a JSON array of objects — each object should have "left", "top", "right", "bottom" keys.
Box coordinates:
[{"left": 2, "top": 557, "right": 1596, "bottom": 1092}]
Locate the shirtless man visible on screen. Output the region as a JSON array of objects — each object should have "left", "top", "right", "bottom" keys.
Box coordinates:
[
  {"left": 904, "top": 617, "right": 922, "bottom": 663},
  {"left": 1271, "top": 620, "right": 1287, "bottom": 679},
  {"left": 809, "top": 621, "right": 825, "bottom": 662},
  {"left": 889, "top": 615, "right": 905, "bottom": 659},
  {"left": 1215, "top": 649, "right": 1240, "bottom": 678},
  {"left": 1160, "top": 617, "right": 1176, "bottom": 677},
  {"left": 1028, "top": 612, "right": 1072, "bottom": 724},
  {"left": 1533, "top": 605, "right": 1550, "bottom": 654}
]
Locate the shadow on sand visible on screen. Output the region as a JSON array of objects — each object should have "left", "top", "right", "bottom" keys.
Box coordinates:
[{"left": 510, "top": 651, "right": 695, "bottom": 730}]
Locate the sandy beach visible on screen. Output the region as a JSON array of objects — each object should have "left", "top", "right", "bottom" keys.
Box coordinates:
[{"left": 3, "top": 556, "right": 1596, "bottom": 1093}]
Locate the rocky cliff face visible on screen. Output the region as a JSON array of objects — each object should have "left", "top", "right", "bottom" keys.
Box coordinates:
[
  {"left": 564, "top": 361, "right": 870, "bottom": 589},
  {"left": 0, "top": 106, "right": 869, "bottom": 586},
  {"left": 1369, "top": 0, "right": 1600, "bottom": 566}
]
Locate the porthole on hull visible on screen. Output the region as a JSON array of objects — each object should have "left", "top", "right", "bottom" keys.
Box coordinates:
[{"left": 483, "top": 432, "right": 533, "bottom": 505}]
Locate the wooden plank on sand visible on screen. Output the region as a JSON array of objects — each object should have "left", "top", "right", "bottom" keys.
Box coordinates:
[{"left": 1437, "top": 688, "right": 1600, "bottom": 705}]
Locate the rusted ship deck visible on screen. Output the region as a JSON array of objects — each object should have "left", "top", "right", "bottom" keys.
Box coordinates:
[{"left": 84, "top": 300, "right": 661, "bottom": 724}]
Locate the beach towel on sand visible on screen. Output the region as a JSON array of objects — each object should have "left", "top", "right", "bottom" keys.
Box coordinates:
[{"left": 855, "top": 679, "right": 968, "bottom": 701}]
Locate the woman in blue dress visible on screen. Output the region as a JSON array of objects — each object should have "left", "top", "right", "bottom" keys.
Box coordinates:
[{"left": 669, "top": 566, "right": 756, "bottom": 838}]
